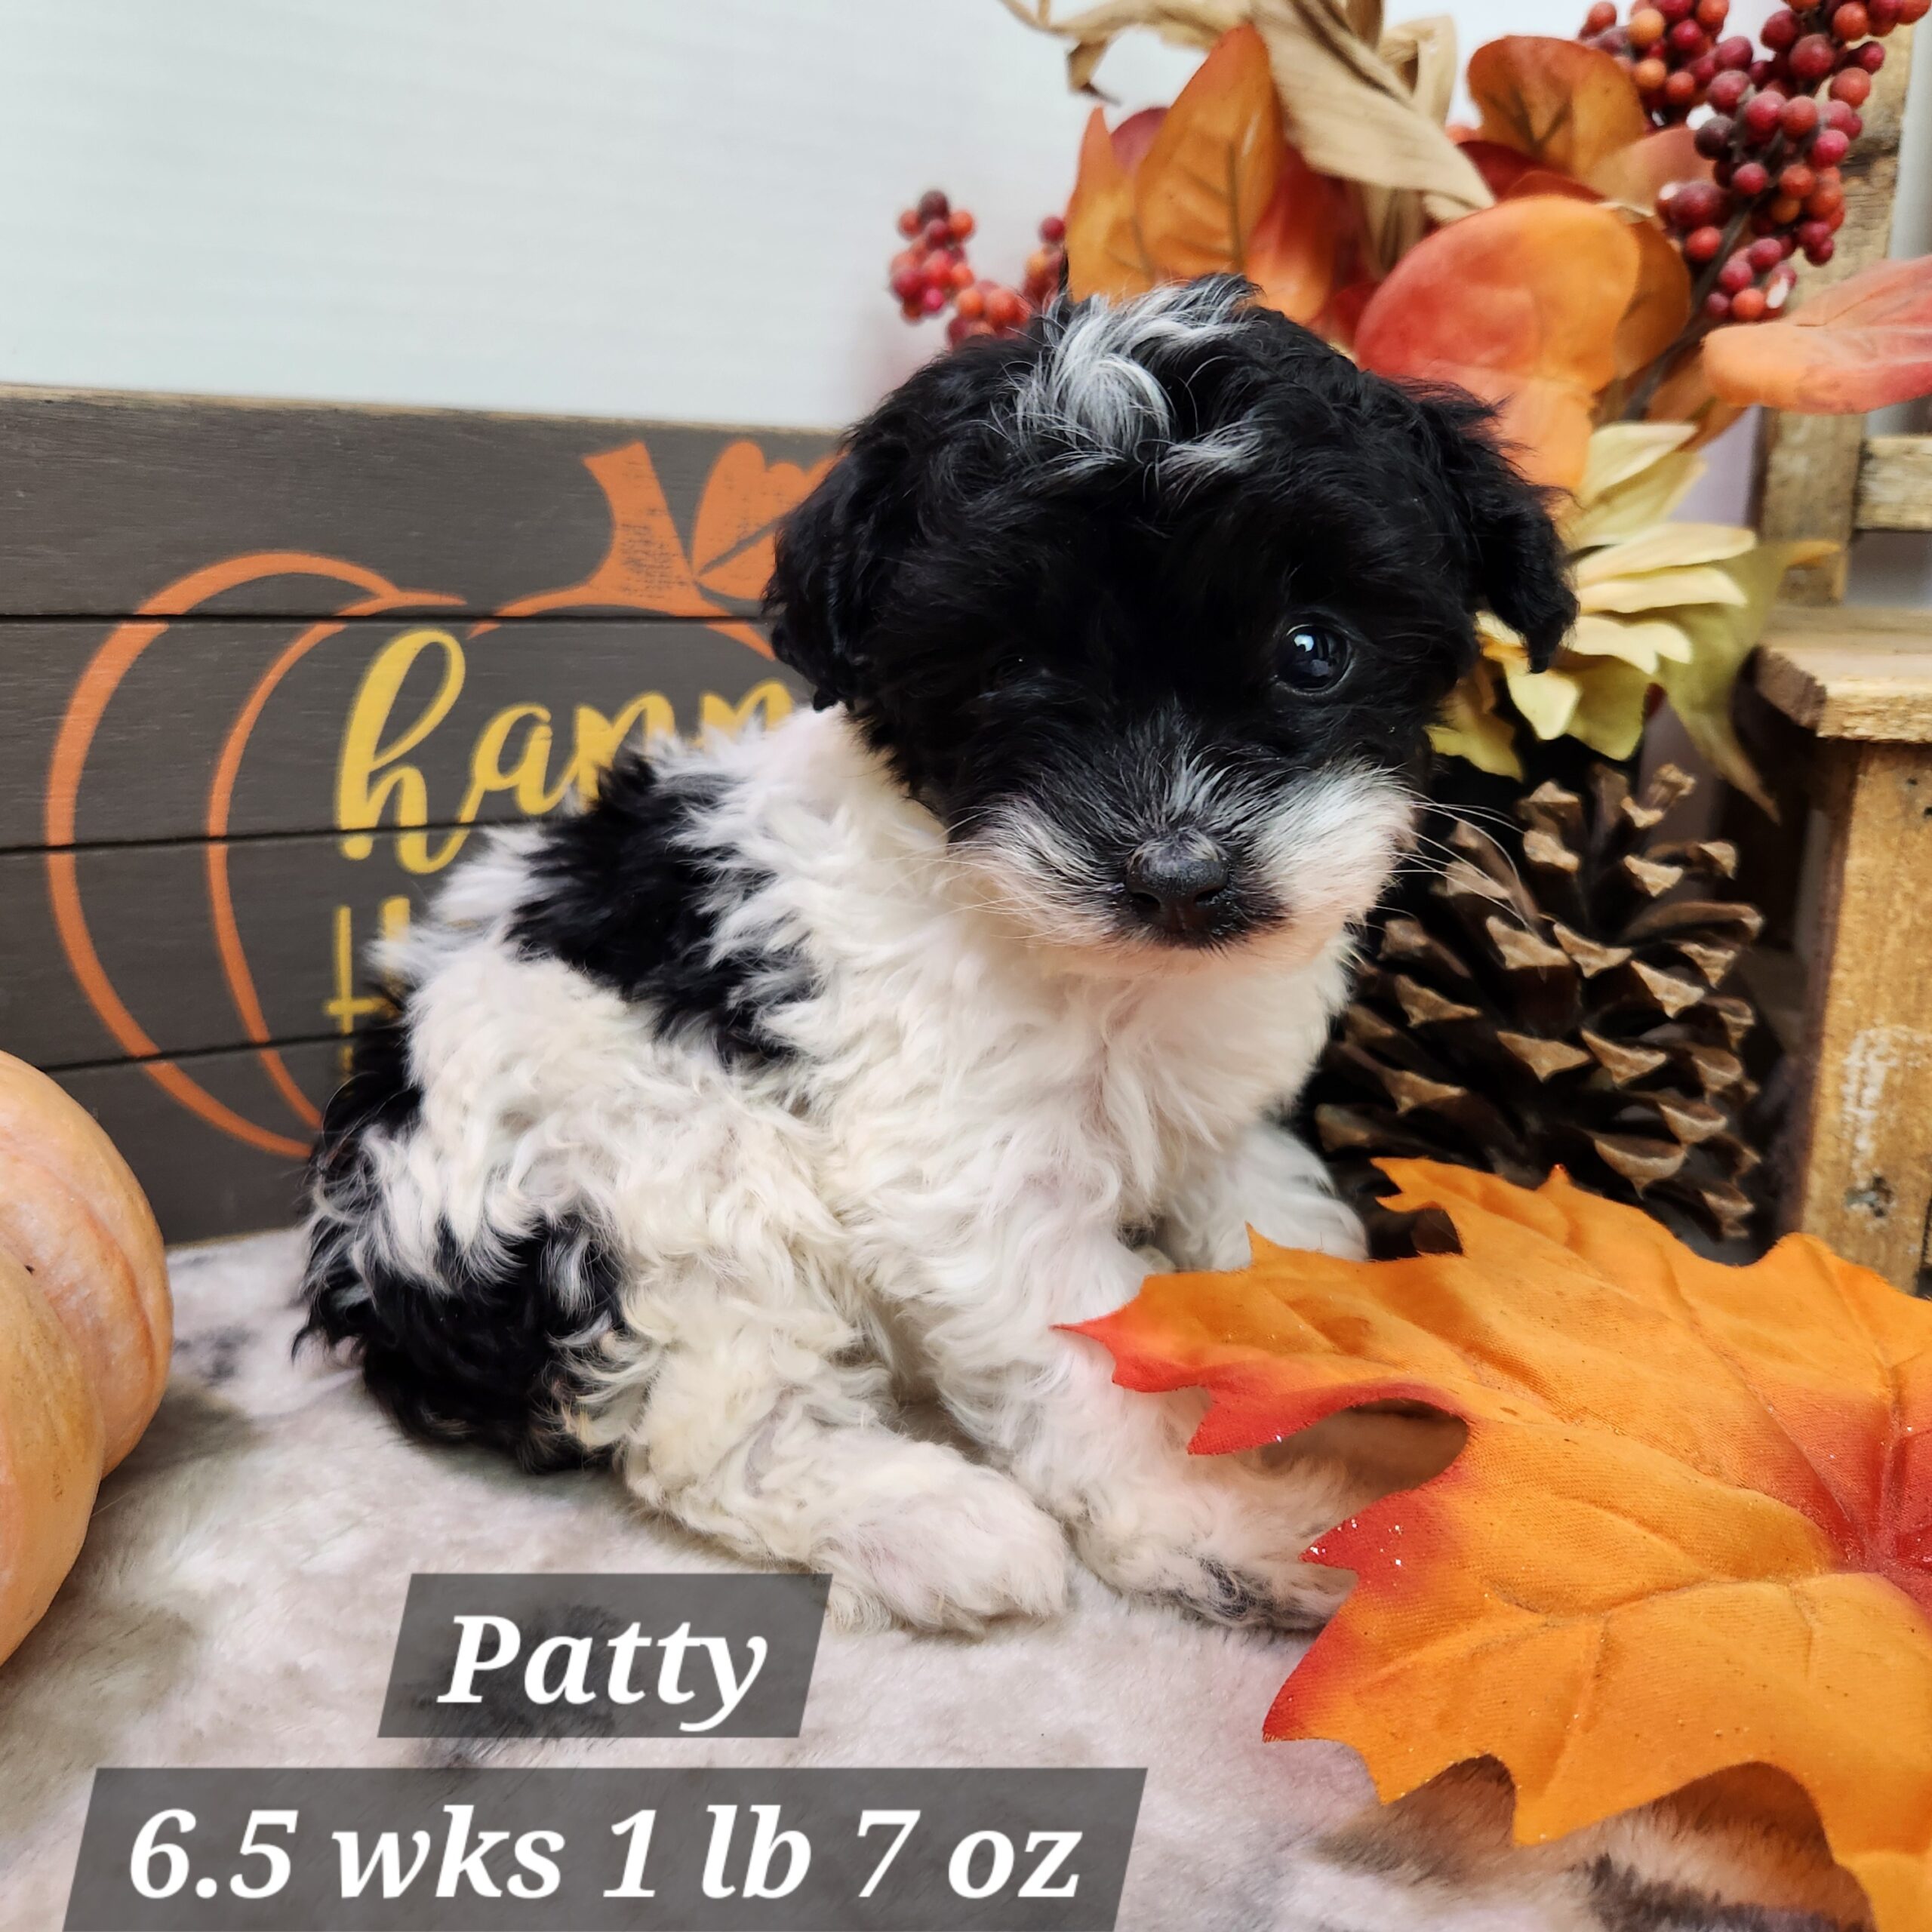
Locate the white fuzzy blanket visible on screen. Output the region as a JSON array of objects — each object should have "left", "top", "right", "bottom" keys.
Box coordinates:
[{"left": 0, "top": 1235, "right": 1863, "bottom": 1931}]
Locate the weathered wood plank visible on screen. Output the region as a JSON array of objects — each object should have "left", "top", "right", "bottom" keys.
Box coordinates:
[
  {"left": 5, "top": 829, "right": 481, "bottom": 1069},
  {"left": 0, "top": 386, "right": 837, "bottom": 1242},
  {"left": 1783, "top": 740, "right": 1932, "bottom": 1291},
  {"left": 1857, "top": 433, "right": 1932, "bottom": 533},
  {"left": 55, "top": 1041, "right": 341, "bottom": 1244},
  {"left": 0, "top": 388, "right": 835, "bottom": 617},
  {"left": 0, "top": 615, "right": 801, "bottom": 851},
  {"left": 1751, "top": 23, "right": 1914, "bottom": 604},
  {"left": 1753, "top": 605, "right": 1932, "bottom": 743}
]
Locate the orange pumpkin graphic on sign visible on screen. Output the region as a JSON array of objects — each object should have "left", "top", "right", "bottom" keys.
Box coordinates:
[{"left": 45, "top": 438, "right": 832, "bottom": 1160}]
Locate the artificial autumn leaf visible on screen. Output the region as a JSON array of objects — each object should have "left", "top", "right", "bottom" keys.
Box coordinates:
[
  {"left": 995, "top": 0, "right": 1245, "bottom": 95},
  {"left": 1467, "top": 36, "right": 1651, "bottom": 182},
  {"left": 1654, "top": 537, "right": 1835, "bottom": 816},
  {"left": 1245, "top": 143, "right": 1343, "bottom": 322},
  {"left": 1502, "top": 168, "right": 1601, "bottom": 203},
  {"left": 1565, "top": 420, "right": 1700, "bottom": 545},
  {"left": 1066, "top": 106, "right": 1156, "bottom": 300},
  {"left": 1017, "top": 3, "right": 1489, "bottom": 217},
  {"left": 690, "top": 442, "right": 834, "bottom": 602},
  {"left": 1703, "top": 254, "right": 1932, "bottom": 414},
  {"left": 1110, "top": 104, "right": 1167, "bottom": 170},
  {"left": 1454, "top": 137, "right": 1540, "bottom": 199},
  {"left": 1435, "top": 426, "right": 1801, "bottom": 784},
  {"left": 1528, "top": 651, "right": 1653, "bottom": 758},
  {"left": 1574, "top": 521, "right": 1757, "bottom": 600},
  {"left": 1586, "top": 125, "right": 1709, "bottom": 208},
  {"left": 1352, "top": 10, "right": 1463, "bottom": 272},
  {"left": 1135, "top": 24, "right": 1284, "bottom": 278},
  {"left": 1496, "top": 635, "right": 1582, "bottom": 742},
  {"left": 1354, "top": 196, "right": 1640, "bottom": 491},
  {"left": 1011, "top": 0, "right": 1491, "bottom": 282},
  {"left": 1064, "top": 26, "right": 1337, "bottom": 318},
  {"left": 1567, "top": 612, "right": 1691, "bottom": 673},
  {"left": 1427, "top": 651, "right": 1521, "bottom": 777},
  {"left": 1614, "top": 217, "right": 1694, "bottom": 380},
  {"left": 1076, "top": 1159, "right": 1932, "bottom": 1932},
  {"left": 1539, "top": 654, "right": 1651, "bottom": 755},
  {"left": 1249, "top": 0, "right": 1490, "bottom": 246},
  {"left": 1477, "top": 618, "right": 1657, "bottom": 761},
  {"left": 1320, "top": 275, "right": 1377, "bottom": 349}
]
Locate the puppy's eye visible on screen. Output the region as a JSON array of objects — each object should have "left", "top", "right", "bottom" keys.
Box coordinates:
[
  {"left": 990, "top": 651, "right": 1032, "bottom": 687},
  {"left": 1276, "top": 622, "right": 1352, "bottom": 694}
]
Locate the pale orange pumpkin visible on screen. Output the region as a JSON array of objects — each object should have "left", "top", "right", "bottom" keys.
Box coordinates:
[{"left": 0, "top": 1054, "right": 171, "bottom": 1666}]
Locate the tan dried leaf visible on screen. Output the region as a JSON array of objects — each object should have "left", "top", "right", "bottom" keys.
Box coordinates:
[
  {"left": 995, "top": 0, "right": 1245, "bottom": 90},
  {"left": 1253, "top": 0, "right": 1491, "bottom": 262},
  {"left": 1428, "top": 652, "right": 1522, "bottom": 778}
]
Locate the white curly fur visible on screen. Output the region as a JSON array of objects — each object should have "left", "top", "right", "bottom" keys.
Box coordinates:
[{"left": 325, "top": 705, "right": 1404, "bottom": 1634}]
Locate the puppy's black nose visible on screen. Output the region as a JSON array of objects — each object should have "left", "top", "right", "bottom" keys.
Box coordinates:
[{"left": 1124, "top": 832, "right": 1232, "bottom": 937}]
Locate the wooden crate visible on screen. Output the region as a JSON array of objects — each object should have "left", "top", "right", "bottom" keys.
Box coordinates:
[
  {"left": 0, "top": 388, "right": 835, "bottom": 1241},
  {"left": 1752, "top": 606, "right": 1932, "bottom": 1294}
]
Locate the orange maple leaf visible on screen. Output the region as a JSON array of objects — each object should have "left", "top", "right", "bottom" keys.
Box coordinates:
[{"left": 1075, "top": 1161, "right": 1932, "bottom": 1930}]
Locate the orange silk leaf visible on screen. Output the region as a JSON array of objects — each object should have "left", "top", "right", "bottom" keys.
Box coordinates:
[
  {"left": 689, "top": 442, "right": 833, "bottom": 602},
  {"left": 1456, "top": 137, "right": 1540, "bottom": 199},
  {"left": 1617, "top": 216, "right": 1694, "bottom": 380},
  {"left": 1244, "top": 143, "right": 1341, "bottom": 325},
  {"left": 1469, "top": 35, "right": 1652, "bottom": 180},
  {"left": 1586, "top": 125, "right": 1710, "bottom": 208},
  {"left": 1703, "top": 254, "right": 1932, "bottom": 414},
  {"left": 1134, "top": 24, "right": 1283, "bottom": 282},
  {"left": 1352, "top": 197, "right": 1639, "bottom": 491},
  {"left": 1065, "top": 105, "right": 1155, "bottom": 302},
  {"left": 1503, "top": 168, "right": 1601, "bottom": 203},
  {"left": 1109, "top": 106, "right": 1165, "bottom": 174},
  {"left": 1074, "top": 1161, "right": 1932, "bottom": 1931}
]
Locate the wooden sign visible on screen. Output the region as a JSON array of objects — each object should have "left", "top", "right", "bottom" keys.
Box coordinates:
[
  {"left": 0, "top": 389, "right": 835, "bottom": 1241},
  {"left": 0, "top": 389, "right": 832, "bottom": 617}
]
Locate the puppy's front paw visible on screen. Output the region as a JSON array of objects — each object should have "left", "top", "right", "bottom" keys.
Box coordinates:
[
  {"left": 1071, "top": 1454, "right": 1360, "bottom": 1631},
  {"left": 823, "top": 1466, "right": 1072, "bottom": 1635},
  {"left": 1078, "top": 1522, "right": 1349, "bottom": 1631}
]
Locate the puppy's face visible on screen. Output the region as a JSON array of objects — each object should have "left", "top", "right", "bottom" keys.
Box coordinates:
[{"left": 768, "top": 279, "right": 1574, "bottom": 971}]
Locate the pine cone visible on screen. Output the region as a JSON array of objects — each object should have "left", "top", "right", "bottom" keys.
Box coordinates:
[{"left": 1309, "top": 764, "right": 1769, "bottom": 1248}]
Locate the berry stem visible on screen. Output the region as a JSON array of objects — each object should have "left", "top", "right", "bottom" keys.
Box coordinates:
[{"left": 1623, "top": 174, "right": 1767, "bottom": 419}]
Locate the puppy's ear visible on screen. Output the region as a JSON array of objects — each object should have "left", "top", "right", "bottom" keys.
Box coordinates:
[
  {"left": 763, "top": 441, "right": 906, "bottom": 709},
  {"left": 1413, "top": 392, "right": 1577, "bottom": 671}
]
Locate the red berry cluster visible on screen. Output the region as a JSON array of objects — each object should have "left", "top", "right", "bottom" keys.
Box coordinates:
[
  {"left": 1580, "top": 0, "right": 1917, "bottom": 334},
  {"left": 887, "top": 190, "right": 1067, "bottom": 346},
  {"left": 1582, "top": 0, "right": 1743, "bottom": 122},
  {"left": 1581, "top": 0, "right": 1918, "bottom": 125},
  {"left": 890, "top": 190, "right": 981, "bottom": 321}
]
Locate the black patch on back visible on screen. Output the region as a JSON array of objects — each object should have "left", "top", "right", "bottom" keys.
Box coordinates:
[
  {"left": 302, "top": 1211, "right": 623, "bottom": 1472},
  {"left": 300, "top": 1017, "right": 624, "bottom": 1472},
  {"left": 508, "top": 752, "right": 800, "bottom": 1065},
  {"left": 312, "top": 1011, "right": 421, "bottom": 1171}
]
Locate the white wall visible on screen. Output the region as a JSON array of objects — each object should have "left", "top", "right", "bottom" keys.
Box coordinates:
[
  {"left": 0, "top": 0, "right": 1923, "bottom": 595},
  {"left": 0, "top": 0, "right": 1574, "bottom": 426}
]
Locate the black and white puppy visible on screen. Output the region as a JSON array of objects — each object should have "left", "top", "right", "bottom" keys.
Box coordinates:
[{"left": 303, "top": 277, "right": 1574, "bottom": 1632}]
